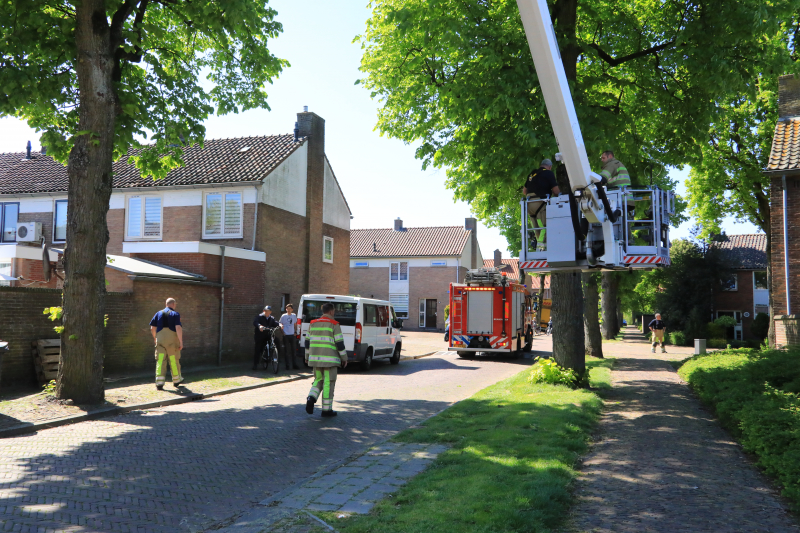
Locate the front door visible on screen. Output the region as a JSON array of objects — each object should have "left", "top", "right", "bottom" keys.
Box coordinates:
[{"left": 425, "top": 299, "right": 438, "bottom": 329}]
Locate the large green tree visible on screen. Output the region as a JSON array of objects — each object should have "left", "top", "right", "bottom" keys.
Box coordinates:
[
  {"left": 357, "top": 0, "right": 789, "bottom": 366},
  {"left": 0, "top": 0, "right": 286, "bottom": 402}
]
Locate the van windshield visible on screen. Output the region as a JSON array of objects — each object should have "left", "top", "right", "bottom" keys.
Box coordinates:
[{"left": 302, "top": 301, "right": 357, "bottom": 327}]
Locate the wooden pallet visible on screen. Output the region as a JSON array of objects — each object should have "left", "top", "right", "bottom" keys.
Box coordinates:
[{"left": 32, "top": 339, "right": 60, "bottom": 385}]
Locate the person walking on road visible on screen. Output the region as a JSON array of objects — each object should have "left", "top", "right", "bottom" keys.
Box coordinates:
[
  {"left": 649, "top": 313, "right": 667, "bottom": 353},
  {"left": 150, "top": 298, "right": 184, "bottom": 389},
  {"left": 279, "top": 304, "right": 299, "bottom": 370},
  {"left": 253, "top": 306, "right": 280, "bottom": 370},
  {"left": 304, "top": 302, "right": 348, "bottom": 418}
]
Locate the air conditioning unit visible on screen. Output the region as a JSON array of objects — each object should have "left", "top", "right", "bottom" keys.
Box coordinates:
[{"left": 16, "top": 222, "right": 42, "bottom": 242}]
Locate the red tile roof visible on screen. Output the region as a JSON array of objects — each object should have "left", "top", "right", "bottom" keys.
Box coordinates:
[
  {"left": 709, "top": 233, "right": 767, "bottom": 270},
  {"left": 483, "top": 258, "right": 521, "bottom": 280},
  {"left": 0, "top": 134, "right": 304, "bottom": 194},
  {"left": 767, "top": 118, "right": 800, "bottom": 173},
  {"left": 350, "top": 226, "right": 471, "bottom": 257}
]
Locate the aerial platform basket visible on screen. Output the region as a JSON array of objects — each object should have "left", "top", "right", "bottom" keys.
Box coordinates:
[{"left": 519, "top": 187, "right": 675, "bottom": 274}]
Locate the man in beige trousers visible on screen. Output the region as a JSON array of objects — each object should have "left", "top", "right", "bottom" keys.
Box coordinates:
[{"left": 150, "top": 298, "right": 184, "bottom": 389}]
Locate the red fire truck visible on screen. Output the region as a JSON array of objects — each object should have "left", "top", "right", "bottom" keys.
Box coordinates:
[{"left": 448, "top": 268, "right": 533, "bottom": 358}]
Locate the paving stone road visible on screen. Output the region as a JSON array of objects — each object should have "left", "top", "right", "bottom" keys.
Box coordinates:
[
  {"left": 0, "top": 347, "right": 538, "bottom": 533},
  {"left": 568, "top": 329, "right": 799, "bottom": 533}
]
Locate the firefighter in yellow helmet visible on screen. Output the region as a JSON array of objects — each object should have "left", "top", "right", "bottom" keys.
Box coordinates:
[
  {"left": 150, "top": 298, "right": 184, "bottom": 389},
  {"left": 304, "top": 302, "right": 348, "bottom": 417}
]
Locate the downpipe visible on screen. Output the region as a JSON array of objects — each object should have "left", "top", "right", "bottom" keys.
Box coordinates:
[
  {"left": 783, "top": 175, "right": 792, "bottom": 315},
  {"left": 218, "top": 245, "right": 226, "bottom": 366}
]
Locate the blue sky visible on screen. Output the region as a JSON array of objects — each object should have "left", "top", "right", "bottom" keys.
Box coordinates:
[{"left": 0, "top": 0, "right": 759, "bottom": 256}]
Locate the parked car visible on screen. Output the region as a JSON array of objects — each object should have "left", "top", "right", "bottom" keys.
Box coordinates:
[
  {"left": 622, "top": 319, "right": 628, "bottom": 327},
  {"left": 298, "top": 294, "right": 402, "bottom": 371}
]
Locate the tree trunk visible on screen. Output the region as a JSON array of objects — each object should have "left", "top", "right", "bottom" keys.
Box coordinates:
[
  {"left": 552, "top": 271, "right": 585, "bottom": 375},
  {"left": 582, "top": 272, "right": 603, "bottom": 358},
  {"left": 616, "top": 296, "right": 624, "bottom": 334},
  {"left": 601, "top": 271, "right": 618, "bottom": 339},
  {"left": 57, "top": 0, "right": 115, "bottom": 403},
  {"left": 536, "top": 274, "right": 545, "bottom": 326}
]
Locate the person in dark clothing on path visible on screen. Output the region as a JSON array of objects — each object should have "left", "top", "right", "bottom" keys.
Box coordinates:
[
  {"left": 648, "top": 313, "right": 667, "bottom": 353},
  {"left": 522, "top": 159, "right": 560, "bottom": 251},
  {"left": 150, "top": 298, "right": 183, "bottom": 389},
  {"left": 253, "top": 305, "right": 280, "bottom": 370}
]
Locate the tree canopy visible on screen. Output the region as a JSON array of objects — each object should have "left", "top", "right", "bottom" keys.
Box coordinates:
[
  {"left": 0, "top": 0, "right": 287, "bottom": 177},
  {"left": 356, "top": 0, "right": 797, "bottom": 250}
]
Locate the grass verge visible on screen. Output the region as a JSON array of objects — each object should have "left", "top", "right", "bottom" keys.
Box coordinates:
[
  {"left": 585, "top": 356, "right": 614, "bottom": 389},
  {"left": 679, "top": 347, "right": 800, "bottom": 508},
  {"left": 318, "top": 358, "right": 607, "bottom": 533}
]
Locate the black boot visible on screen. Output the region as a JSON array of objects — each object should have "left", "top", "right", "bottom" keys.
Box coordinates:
[
  {"left": 321, "top": 410, "right": 337, "bottom": 418},
  {"left": 306, "top": 396, "right": 316, "bottom": 415}
]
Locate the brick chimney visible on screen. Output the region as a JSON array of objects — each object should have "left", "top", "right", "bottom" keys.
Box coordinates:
[
  {"left": 465, "top": 217, "right": 478, "bottom": 269},
  {"left": 778, "top": 74, "right": 800, "bottom": 119},
  {"left": 298, "top": 109, "right": 326, "bottom": 293},
  {"left": 394, "top": 217, "right": 403, "bottom": 231},
  {"left": 494, "top": 249, "right": 502, "bottom": 268}
]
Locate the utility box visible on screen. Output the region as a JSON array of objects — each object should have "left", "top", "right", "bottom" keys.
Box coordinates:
[{"left": 694, "top": 339, "right": 707, "bottom": 355}]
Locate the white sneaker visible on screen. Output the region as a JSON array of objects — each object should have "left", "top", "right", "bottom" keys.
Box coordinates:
[{"left": 651, "top": 347, "right": 655, "bottom": 353}]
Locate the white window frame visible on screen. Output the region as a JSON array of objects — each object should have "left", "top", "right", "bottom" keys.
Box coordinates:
[
  {"left": 202, "top": 190, "right": 244, "bottom": 239},
  {"left": 0, "top": 261, "right": 11, "bottom": 287},
  {"left": 53, "top": 199, "right": 68, "bottom": 243},
  {"left": 323, "top": 236, "right": 334, "bottom": 263},
  {"left": 753, "top": 271, "right": 768, "bottom": 291},
  {"left": 390, "top": 261, "right": 409, "bottom": 281},
  {"left": 125, "top": 194, "right": 163, "bottom": 241}
]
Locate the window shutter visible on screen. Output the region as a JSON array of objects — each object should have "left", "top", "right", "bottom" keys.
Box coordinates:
[
  {"left": 128, "top": 197, "right": 142, "bottom": 237},
  {"left": 389, "top": 294, "right": 409, "bottom": 318},
  {"left": 224, "top": 193, "right": 242, "bottom": 235},
  {"left": 205, "top": 194, "right": 222, "bottom": 235},
  {"left": 390, "top": 262, "right": 398, "bottom": 281},
  {"left": 143, "top": 197, "right": 161, "bottom": 237}
]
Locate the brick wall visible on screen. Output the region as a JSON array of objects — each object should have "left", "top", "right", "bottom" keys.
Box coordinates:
[
  {"left": 0, "top": 286, "right": 63, "bottom": 387},
  {"left": 409, "top": 266, "right": 456, "bottom": 331},
  {"left": 775, "top": 315, "right": 799, "bottom": 347},
  {"left": 130, "top": 252, "right": 220, "bottom": 280},
  {"left": 105, "top": 267, "right": 134, "bottom": 292},
  {"left": 11, "top": 258, "right": 60, "bottom": 289},
  {"left": 318, "top": 223, "right": 350, "bottom": 296},
  {"left": 714, "top": 269, "right": 758, "bottom": 339},
  {"left": 107, "top": 208, "right": 125, "bottom": 255},
  {"left": 258, "top": 203, "right": 308, "bottom": 310},
  {"left": 299, "top": 113, "right": 326, "bottom": 295},
  {"left": 770, "top": 175, "right": 800, "bottom": 316},
  {"left": 350, "top": 267, "right": 389, "bottom": 299}
]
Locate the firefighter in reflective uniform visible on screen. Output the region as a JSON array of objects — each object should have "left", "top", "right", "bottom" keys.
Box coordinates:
[
  {"left": 304, "top": 302, "right": 348, "bottom": 417},
  {"left": 522, "top": 159, "right": 560, "bottom": 251},
  {"left": 150, "top": 298, "right": 184, "bottom": 389},
  {"left": 599, "top": 150, "right": 634, "bottom": 211}
]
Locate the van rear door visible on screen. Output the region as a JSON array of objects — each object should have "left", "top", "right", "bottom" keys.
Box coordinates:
[
  {"left": 300, "top": 299, "right": 357, "bottom": 351},
  {"left": 361, "top": 303, "right": 379, "bottom": 354}
]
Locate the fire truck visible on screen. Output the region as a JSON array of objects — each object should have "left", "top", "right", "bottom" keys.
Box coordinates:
[{"left": 448, "top": 268, "right": 534, "bottom": 358}]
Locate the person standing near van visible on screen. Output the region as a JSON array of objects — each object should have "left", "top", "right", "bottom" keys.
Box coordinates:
[
  {"left": 253, "top": 306, "right": 279, "bottom": 370},
  {"left": 305, "top": 302, "right": 348, "bottom": 417},
  {"left": 150, "top": 298, "right": 183, "bottom": 389},
  {"left": 279, "top": 304, "right": 299, "bottom": 370}
]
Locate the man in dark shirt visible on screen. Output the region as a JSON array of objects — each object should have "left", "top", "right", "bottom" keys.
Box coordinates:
[
  {"left": 523, "top": 159, "right": 560, "bottom": 251},
  {"left": 648, "top": 313, "right": 667, "bottom": 353},
  {"left": 253, "top": 305, "right": 280, "bottom": 370},
  {"left": 150, "top": 298, "right": 184, "bottom": 389}
]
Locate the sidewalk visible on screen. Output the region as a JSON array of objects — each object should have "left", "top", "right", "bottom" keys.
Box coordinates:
[
  {"left": 568, "top": 327, "right": 798, "bottom": 532},
  {"left": 0, "top": 363, "right": 311, "bottom": 435}
]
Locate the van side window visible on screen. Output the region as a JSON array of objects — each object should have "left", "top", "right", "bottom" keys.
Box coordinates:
[
  {"left": 377, "top": 306, "right": 389, "bottom": 328},
  {"left": 363, "top": 304, "right": 378, "bottom": 326}
]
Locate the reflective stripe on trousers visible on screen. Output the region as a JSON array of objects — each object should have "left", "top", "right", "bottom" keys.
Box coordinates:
[
  {"left": 308, "top": 366, "right": 337, "bottom": 411},
  {"left": 155, "top": 327, "right": 182, "bottom": 384}
]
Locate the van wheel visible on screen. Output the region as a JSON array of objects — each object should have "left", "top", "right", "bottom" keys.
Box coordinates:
[
  {"left": 390, "top": 345, "right": 401, "bottom": 365},
  {"left": 457, "top": 351, "right": 474, "bottom": 359},
  {"left": 361, "top": 350, "right": 373, "bottom": 371}
]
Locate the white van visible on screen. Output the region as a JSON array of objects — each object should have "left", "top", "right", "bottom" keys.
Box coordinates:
[{"left": 298, "top": 294, "right": 402, "bottom": 370}]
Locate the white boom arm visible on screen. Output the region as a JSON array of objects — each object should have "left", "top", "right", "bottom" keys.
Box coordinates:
[{"left": 516, "top": 0, "right": 607, "bottom": 226}]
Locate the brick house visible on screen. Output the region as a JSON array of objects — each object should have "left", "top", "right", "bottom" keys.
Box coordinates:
[
  {"left": 765, "top": 74, "right": 800, "bottom": 347},
  {"left": 0, "top": 110, "right": 351, "bottom": 385},
  {"left": 349, "top": 218, "right": 484, "bottom": 331},
  {"left": 709, "top": 233, "right": 769, "bottom": 341}
]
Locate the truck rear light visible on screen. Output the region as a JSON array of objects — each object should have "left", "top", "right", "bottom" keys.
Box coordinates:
[{"left": 355, "top": 322, "right": 362, "bottom": 343}]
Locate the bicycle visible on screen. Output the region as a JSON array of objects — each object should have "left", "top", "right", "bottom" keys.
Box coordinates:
[
  {"left": 260, "top": 327, "right": 281, "bottom": 374},
  {"left": 532, "top": 322, "right": 542, "bottom": 336}
]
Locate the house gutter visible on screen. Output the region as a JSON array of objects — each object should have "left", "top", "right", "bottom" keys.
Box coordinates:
[
  {"left": 218, "top": 245, "right": 226, "bottom": 366},
  {"left": 783, "top": 175, "right": 791, "bottom": 315},
  {"left": 0, "top": 181, "right": 265, "bottom": 198},
  {"left": 126, "top": 275, "right": 229, "bottom": 288}
]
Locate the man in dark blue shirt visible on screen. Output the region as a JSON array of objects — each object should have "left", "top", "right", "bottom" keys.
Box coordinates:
[
  {"left": 253, "top": 306, "right": 280, "bottom": 370},
  {"left": 648, "top": 313, "right": 667, "bottom": 354},
  {"left": 523, "top": 159, "right": 561, "bottom": 251},
  {"left": 150, "top": 298, "right": 184, "bottom": 389}
]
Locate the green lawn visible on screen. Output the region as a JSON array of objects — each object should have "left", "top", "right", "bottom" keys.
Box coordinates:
[
  {"left": 678, "top": 347, "right": 800, "bottom": 508},
  {"left": 319, "top": 358, "right": 608, "bottom": 533}
]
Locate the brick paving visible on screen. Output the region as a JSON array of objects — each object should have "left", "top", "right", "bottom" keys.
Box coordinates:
[
  {"left": 568, "top": 328, "right": 799, "bottom": 533},
  {"left": 0, "top": 348, "right": 535, "bottom": 532}
]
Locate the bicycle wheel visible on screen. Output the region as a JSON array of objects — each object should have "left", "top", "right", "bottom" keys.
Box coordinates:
[
  {"left": 270, "top": 344, "right": 279, "bottom": 374},
  {"left": 260, "top": 343, "right": 270, "bottom": 370}
]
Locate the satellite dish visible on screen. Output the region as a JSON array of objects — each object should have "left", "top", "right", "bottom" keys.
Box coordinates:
[{"left": 42, "top": 242, "right": 51, "bottom": 282}]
